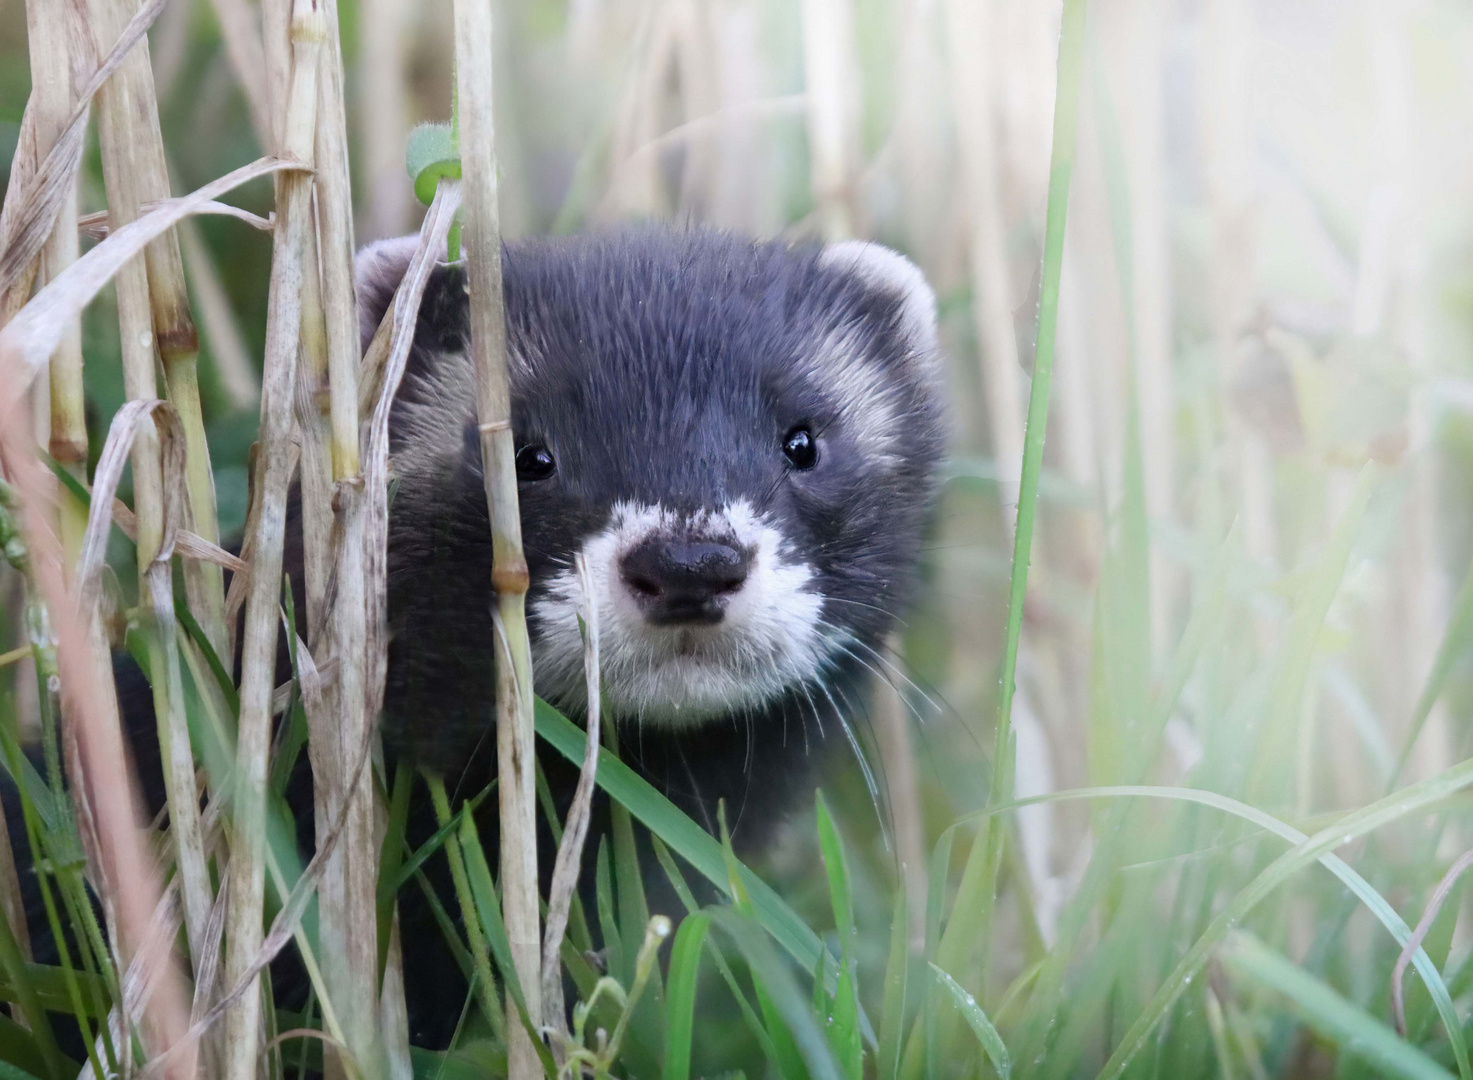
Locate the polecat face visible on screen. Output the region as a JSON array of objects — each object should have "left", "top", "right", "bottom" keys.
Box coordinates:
[{"left": 357, "top": 228, "right": 944, "bottom": 766}]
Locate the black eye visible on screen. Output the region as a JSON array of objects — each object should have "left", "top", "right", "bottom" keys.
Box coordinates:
[
  {"left": 515, "top": 444, "right": 556, "bottom": 482},
  {"left": 782, "top": 426, "right": 817, "bottom": 470}
]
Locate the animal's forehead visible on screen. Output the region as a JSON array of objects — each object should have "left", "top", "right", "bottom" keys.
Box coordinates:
[{"left": 503, "top": 236, "right": 839, "bottom": 394}]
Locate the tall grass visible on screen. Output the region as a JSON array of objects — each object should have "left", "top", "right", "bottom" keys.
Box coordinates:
[{"left": 4, "top": 1, "right": 1473, "bottom": 1079}]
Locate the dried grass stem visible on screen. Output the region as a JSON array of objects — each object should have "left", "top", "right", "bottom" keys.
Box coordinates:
[
  {"left": 453, "top": 1, "right": 543, "bottom": 1073},
  {"left": 219, "top": 5, "right": 324, "bottom": 1078}
]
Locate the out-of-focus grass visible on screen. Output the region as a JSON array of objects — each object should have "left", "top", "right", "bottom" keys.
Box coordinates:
[{"left": 6, "top": 0, "right": 1473, "bottom": 1078}]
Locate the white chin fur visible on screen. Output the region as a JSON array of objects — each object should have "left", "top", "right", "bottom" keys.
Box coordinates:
[{"left": 529, "top": 500, "right": 834, "bottom": 728}]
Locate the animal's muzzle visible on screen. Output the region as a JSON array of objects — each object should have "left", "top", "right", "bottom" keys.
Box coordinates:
[{"left": 619, "top": 536, "right": 752, "bottom": 625}]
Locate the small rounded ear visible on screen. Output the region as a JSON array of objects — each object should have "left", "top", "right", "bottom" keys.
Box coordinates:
[
  {"left": 819, "top": 240, "right": 939, "bottom": 359},
  {"left": 354, "top": 235, "right": 421, "bottom": 352}
]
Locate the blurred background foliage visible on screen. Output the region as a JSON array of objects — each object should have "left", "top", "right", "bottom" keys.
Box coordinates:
[{"left": 9, "top": 0, "right": 1473, "bottom": 1074}]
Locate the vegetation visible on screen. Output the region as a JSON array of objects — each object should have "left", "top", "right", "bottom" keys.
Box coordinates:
[{"left": 4, "top": 1, "right": 1473, "bottom": 1078}]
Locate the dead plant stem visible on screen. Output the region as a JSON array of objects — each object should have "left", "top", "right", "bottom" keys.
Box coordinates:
[
  {"left": 453, "top": 1, "right": 543, "bottom": 1074},
  {"left": 220, "top": 4, "right": 323, "bottom": 1078},
  {"left": 23, "top": 0, "right": 86, "bottom": 564},
  {"left": 85, "top": 2, "right": 215, "bottom": 1053}
]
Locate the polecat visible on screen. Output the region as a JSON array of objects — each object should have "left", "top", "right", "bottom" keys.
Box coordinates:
[{"left": 12, "top": 226, "right": 946, "bottom": 1051}]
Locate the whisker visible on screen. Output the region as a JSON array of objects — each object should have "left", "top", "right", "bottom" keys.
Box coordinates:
[
  {"left": 814, "top": 673, "right": 894, "bottom": 852},
  {"left": 818, "top": 628, "right": 932, "bottom": 730},
  {"left": 844, "top": 634, "right": 943, "bottom": 718},
  {"left": 795, "top": 681, "right": 826, "bottom": 755}
]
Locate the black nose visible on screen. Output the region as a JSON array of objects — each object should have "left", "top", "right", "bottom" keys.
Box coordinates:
[{"left": 619, "top": 538, "right": 752, "bottom": 625}]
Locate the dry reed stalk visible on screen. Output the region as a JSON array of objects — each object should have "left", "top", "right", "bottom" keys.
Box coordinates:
[
  {"left": 942, "top": 0, "right": 1027, "bottom": 527},
  {"left": 1, "top": 124, "right": 47, "bottom": 446},
  {"left": 80, "top": 201, "right": 276, "bottom": 239},
  {"left": 358, "top": 0, "right": 412, "bottom": 237},
  {"left": 68, "top": 0, "right": 229, "bottom": 657},
  {"left": 0, "top": 103, "right": 40, "bottom": 329},
  {"left": 379, "top": 917, "right": 413, "bottom": 1080},
  {"left": 0, "top": 152, "right": 295, "bottom": 735},
  {"left": 800, "top": 0, "right": 861, "bottom": 238},
  {"left": 355, "top": 182, "right": 463, "bottom": 1061},
  {"left": 23, "top": 0, "right": 87, "bottom": 562},
  {"left": 288, "top": 219, "right": 339, "bottom": 1066},
  {"left": 311, "top": 0, "right": 386, "bottom": 1068},
  {"left": 260, "top": 0, "right": 292, "bottom": 142},
  {"left": 108, "top": 494, "right": 246, "bottom": 571},
  {"left": 0, "top": 398, "right": 199, "bottom": 1077},
  {"left": 542, "top": 554, "right": 602, "bottom": 1043},
  {"left": 84, "top": 0, "right": 215, "bottom": 1024},
  {"left": 360, "top": 186, "right": 461, "bottom": 725},
  {"left": 293, "top": 221, "right": 333, "bottom": 642},
  {"left": 109, "top": 0, "right": 231, "bottom": 660},
  {"left": 221, "top": 4, "right": 324, "bottom": 1077},
  {"left": 454, "top": 0, "right": 544, "bottom": 1072},
  {"left": 0, "top": 156, "right": 298, "bottom": 385},
  {"left": 141, "top": 647, "right": 379, "bottom": 1076},
  {"left": 176, "top": 220, "right": 260, "bottom": 410},
  {"left": 1391, "top": 844, "right": 1473, "bottom": 1036},
  {"left": 1, "top": 0, "right": 160, "bottom": 297}
]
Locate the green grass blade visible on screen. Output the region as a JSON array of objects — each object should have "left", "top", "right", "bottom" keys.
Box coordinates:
[
  {"left": 707, "top": 908, "right": 842, "bottom": 1080},
  {"left": 534, "top": 699, "right": 838, "bottom": 989},
  {"left": 456, "top": 808, "right": 558, "bottom": 1077},
  {"left": 1247, "top": 467, "right": 1378, "bottom": 801},
  {"left": 0, "top": 906, "right": 65, "bottom": 1080},
  {"left": 0, "top": 1010, "right": 63, "bottom": 1080},
  {"left": 1219, "top": 932, "right": 1454, "bottom": 1080},
  {"left": 938, "top": 782, "right": 1468, "bottom": 1078},
  {"left": 929, "top": 963, "right": 1010, "bottom": 1080},
  {"left": 376, "top": 761, "right": 413, "bottom": 985},
  {"left": 651, "top": 834, "right": 700, "bottom": 914},
  {"left": 811, "top": 952, "right": 830, "bottom": 1023},
  {"left": 383, "top": 782, "right": 493, "bottom": 903},
  {"left": 595, "top": 838, "right": 626, "bottom": 986},
  {"left": 815, "top": 792, "right": 863, "bottom": 1079},
  {"left": 1010, "top": 521, "right": 1235, "bottom": 1060},
  {"left": 664, "top": 910, "right": 713, "bottom": 1080},
  {"left": 815, "top": 792, "right": 857, "bottom": 950},
  {"left": 173, "top": 600, "right": 239, "bottom": 716},
  {"left": 953, "top": 0, "right": 1088, "bottom": 1069},
  {"left": 602, "top": 726, "right": 665, "bottom": 1059},
  {"left": 895, "top": 822, "right": 954, "bottom": 1080},
  {"left": 425, "top": 775, "right": 505, "bottom": 1039},
  {"left": 1093, "top": 759, "right": 1473, "bottom": 1079},
  {"left": 992, "top": 0, "right": 1088, "bottom": 777},
  {"left": 878, "top": 886, "right": 909, "bottom": 1080},
  {"left": 721, "top": 807, "right": 810, "bottom": 1080},
  {"left": 651, "top": 836, "right": 783, "bottom": 1072}
]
